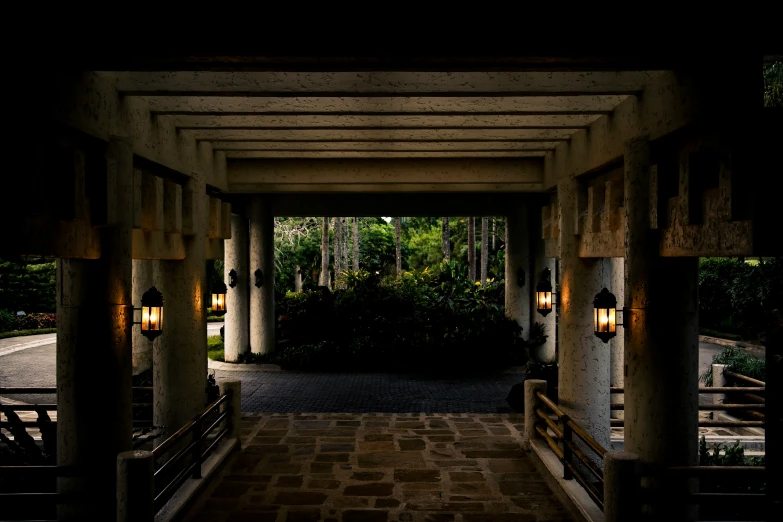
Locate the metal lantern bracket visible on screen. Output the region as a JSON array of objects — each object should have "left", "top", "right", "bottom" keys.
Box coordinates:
[
  {"left": 228, "top": 269, "right": 238, "bottom": 288},
  {"left": 254, "top": 269, "right": 264, "bottom": 288}
]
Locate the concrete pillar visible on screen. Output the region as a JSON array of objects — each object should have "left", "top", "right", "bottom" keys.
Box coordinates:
[
  {"left": 505, "top": 202, "right": 531, "bottom": 337},
  {"left": 57, "top": 137, "right": 133, "bottom": 520},
  {"left": 249, "top": 197, "right": 275, "bottom": 354},
  {"left": 557, "top": 176, "right": 610, "bottom": 449},
  {"left": 603, "top": 451, "right": 640, "bottom": 522},
  {"left": 219, "top": 380, "right": 242, "bottom": 438},
  {"left": 154, "top": 177, "right": 208, "bottom": 434},
  {"left": 711, "top": 363, "right": 728, "bottom": 405},
  {"left": 623, "top": 137, "right": 699, "bottom": 519},
  {"left": 531, "top": 204, "right": 556, "bottom": 363},
  {"left": 224, "top": 213, "right": 249, "bottom": 362},
  {"left": 132, "top": 260, "right": 154, "bottom": 375},
  {"left": 605, "top": 257, "right": 625, "bottom": 420},
  {"left": 522, "top": 379, "right": 547, "bottom": 450},
  {"left": 116, "top": 450, "right": 154, "bottom": 522}
]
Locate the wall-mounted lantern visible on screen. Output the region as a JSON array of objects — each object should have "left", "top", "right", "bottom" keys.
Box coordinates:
[
  {"left": 254, "top": 269, "right": 264, "bottom": 288},
  {"left": 593, "top": 288, "right": 619, "bottom": 343},
  {"left": 516, "top": 268, "right": 526, "bottom": 287},
  {"left": 535, "top": 268, "right": 555, "bottom": 317},
  {"left": 135, "top": 286, "right": 163, "bottom": 341},
  {"left": 211, "top": 281, "right": 227, "bottom": 316},
  {"left": 228, "top": 269, "right": 237, "bottom": 289}
]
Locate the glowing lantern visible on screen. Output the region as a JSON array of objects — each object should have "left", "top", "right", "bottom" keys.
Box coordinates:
[
  {"left": 593, "top": 288, "right": 617, "bottom": 343},
  {"left": 536, "top": 268, "right": 554, "bottom": 317},
  {"left": 211, "top": 281, "right": 227, "bottom": 316},
  {"left": 139, "top": 286, "right": 163, "bottom": 340}
]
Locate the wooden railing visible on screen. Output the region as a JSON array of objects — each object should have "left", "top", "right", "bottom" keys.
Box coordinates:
[
  {"left": 533, "top": 389, "right": 607, "bottom": 510},
  {"left": 608, "top": 378, "right": 766, "bottom": 429},
  {"left": 152, "top": 389, "right": 233, "bottom": 512}
]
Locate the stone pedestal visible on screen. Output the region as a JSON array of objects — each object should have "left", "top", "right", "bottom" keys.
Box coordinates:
[
  {"left": 557, "top": 177, "right": 610, "bottom": 449},
  {"left": 604, "top": 451, "right": 640, "bottom": 522},
  {"left": 623, "top": 137, "right": 699, "bottom": 519},
  {"left": 116, "top": 450, "right": 154, "bottom": 522},
  {"left": 219, "top": 380, "right": 242, "bottom": 438},
  {"left": 522, "top": 379, "right": 547, "bottom": 450},
  {"left": 57, "top": 137, "right": 133, "bottom": 520},
  {"left": 224, "top": 213, "right": 249, "bottom": 362},
  {"left": 505, "top": 202, "right": 531, "bottom": 337},
  {"left": 249, "top": 197, "right": 275, "bottom": 354}
]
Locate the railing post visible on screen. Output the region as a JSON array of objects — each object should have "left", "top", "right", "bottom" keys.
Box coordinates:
[
  {"left": 561, "top": 415, "right": 573, "bottom": 480},
  {"left": 604, "top": 451, "right": 640, "bottom": 522},
  {"left": 219, "top": 380, "right": 242, "bottom": 438},
  {"left": 117, "top": 450, "right": 154, "bottom": 522},
  {"left": 522, "top": 379, "right": 547, "bottom": 450},
  {"left": 712, "top": 363, "right": 727, "bottom": 406},
  {"left": 192, "top": 419, "right": 202, "bottom": 479}
]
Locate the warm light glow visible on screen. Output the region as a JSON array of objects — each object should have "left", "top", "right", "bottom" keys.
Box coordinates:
[
  {"left": 142, "top": 307, "right": 149, "bottom": 329},
  {"left": 594, "top": 308, "right": 616, "bottom": 333},
  {"left": 212, "top": 293, "right": 226, "bottom": 313},
  {"left": 141, "top": 306, "right": 162, "bottom": 332},
  {"left": 536, "top": 291, "right": 552, "bottom": 311}
]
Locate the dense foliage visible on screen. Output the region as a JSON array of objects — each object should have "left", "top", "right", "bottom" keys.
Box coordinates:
[
  {"left": 698, "top": 436, "right": 765, "bottom": 519},
  {"left": 698, "top": 258, "right": 782, "bottom": 339},
  {"left": 764, "top": 61, "right": 782, "bottom": 108},
  {"left": 700, "top": 346, "right": 765, "bottom": 386},
  {"left": 268, "top": 261, "right": 526, "bottom": 373},
  {"left": 0, "top": 257, "right": 56, "bottom": 314}
]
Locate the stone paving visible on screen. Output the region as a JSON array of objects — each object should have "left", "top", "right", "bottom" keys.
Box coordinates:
[{"left": 183, "top": 413, "right": 574, "bottom": 522}]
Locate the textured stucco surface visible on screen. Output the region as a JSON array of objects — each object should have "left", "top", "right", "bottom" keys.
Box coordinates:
[
  {"left": 504, "top": 203, "right": 531, "bottom": 337},
  {"left": 250, "top": 198, "right": 275, "bottom": 355},
  {"left": 225, "top": 213, "right": 250, "bottom": 362},
  {"left": 556, "top": 177, "right": 610, "bottom": 449},
  {"left": 132, "top": 259, "right": 154, "bottom": 375}
]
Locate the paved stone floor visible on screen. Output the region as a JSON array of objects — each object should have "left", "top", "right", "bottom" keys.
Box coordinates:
[
  {"left": 213, "top": 372, "right": 523, "bottom": 414},
  {"left": 183, "top": 413, "right": 574, "bottom": 522}
]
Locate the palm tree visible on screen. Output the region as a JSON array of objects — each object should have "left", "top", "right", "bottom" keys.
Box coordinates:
[
  {"left": 395, "top": 217, "right": 402, "bottom": 277},
  {"left": 320, "top": 217, "right": 330, "bottom": 287},
  {"left": 481, "top": 217, "right": 489, "bottom": 283},
  {"left": 352, "top": 217, "right": 360, "bottom": 271},
  {"left": 468, "top": 216, "right": 476, "bottom": 282},
  {"left": 442, "top": 217, "right": 450, "bottom": 262}
]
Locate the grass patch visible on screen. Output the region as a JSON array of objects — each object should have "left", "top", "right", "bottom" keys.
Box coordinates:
[
  {"left": 207, "top": 335, "right": 225, "bottom": 362},
  {"left": 700, "top": 328, "right": 744, "bottom": 341},
  {"left": 207, "top": 316, "right": 224, "bottom": 323},
  {"left": 700, "top": 346, "right": 766, "bottom": 386},
  {"left": 0, "top": 328, "right": 57, "bottom": 339}
]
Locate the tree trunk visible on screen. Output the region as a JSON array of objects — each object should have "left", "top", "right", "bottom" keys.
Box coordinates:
[
  {"left": 468, "top": 217, "right": 476, "bottom": 282},
  {"left": 320, "top": 217, "right": 330, "bottom": 286},
  {"left": 395, "top": 217, "right": 402, "bottom": 278},
  {"left": 294, "top": 265, "right": 303, "bottom": 293},
  {"left": 442, "top": 217, "right": 450, "bottom": 262},
  {"left": 341, "top": 217, "right": 348, "bottom": 273},
  {"left": 353, "top": 217, "right": 360, "bottom": 271},
  {"left": 481, "top": 217, "right": 489, "bottom": 283},
  {"left": 492, "top": 217, "right": 496, "bottom": 250},
  {"left": 333, "top": 217, "right": 341, "bottom": 287}
]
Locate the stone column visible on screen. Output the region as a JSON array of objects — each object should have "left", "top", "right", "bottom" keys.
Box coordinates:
[
  {"left": 224, "top": 213, "right": 249, "bottom": 362},
  {"left": 57, "top": 138, "right": 133, "bottom": 520},
  {"left": 154, "top": 177, "right": 208, "bottom": 434},
  {"left": 557, "top": 176, "right": 610, "bottom": 449},
  {"left": 606, "top": 257, "right": 625, "bottom": 420},
  {"left": 505, "top": 202, "right": 531, "bottom": 337},
  {"left": 249, "top": 197, "right": 275, "bottom": 354},
  {"left": 604, "top": 451, "right": 641, "bottom": 522},
  {"left": 623, "top": 137, "right": 699, "bottom": 519},
  {"left": 531, "top": 204, "right": 556, "bottom": 363},
  {"left": 132, "top": 260, "right": 154, "bottom": 375}
]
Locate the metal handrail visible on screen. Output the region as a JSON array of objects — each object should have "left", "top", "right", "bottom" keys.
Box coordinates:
[
  {"left": 533, "top": 390, "right": 607, "bottom": 511},
  {"left": 151, "top": 390, "right": 232, "bottom": 511}
]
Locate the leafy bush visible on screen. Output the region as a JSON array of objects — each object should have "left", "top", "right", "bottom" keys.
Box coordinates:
[
  {"left": 700, "top": 346, "right": 765, "bottom": 386},
  {"left": 0, "top": 309, "right": 14, "bottom": 332},
  {"left": 271, "top": 261, "right": 525, "bottom": 373},
  {"left": 698, "top": 436, "right": 765, "bottom": 501},
  {"left": 699, "top": 258, "right": 783, "bottom": 339},
  {"left": 0, "top": 329, "right": 57, "bottom": 339},
  {"left": 0, "top": 257, "right": 56, "bottom": 313},
  {"left": 14, "top": 313, "right": 56, "bottom": 330}
]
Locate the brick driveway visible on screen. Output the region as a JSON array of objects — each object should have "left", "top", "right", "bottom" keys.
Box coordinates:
[
  {"left": 213, "top": 371, "right": 524, "bottom": 414},
  {"left": 183, "top": 413, "right": 574, "bottom": 522}
]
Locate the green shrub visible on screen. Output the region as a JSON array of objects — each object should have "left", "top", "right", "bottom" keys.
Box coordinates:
[
  {"left": 698, "top": 436, "right": 765, "bottom": 500},
  {"left": 0, "top": 328, "right": 57, "bottom": 339},
  {"left": 207, "top": 335, "right": 225, "bottom": 361},
  {"left": 0, "top": 310, "right": 14, "bottom": 332},
  {"left": 700, "top": 346, "right": 765, "bottom": 386},
  {"left": 270, "top": 261, "right": 525, "bottom": 373}
]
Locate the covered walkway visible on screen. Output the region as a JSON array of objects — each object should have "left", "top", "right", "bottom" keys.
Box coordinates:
[{"left": 184, "top": 413, "right": 574, "bottom": 522}]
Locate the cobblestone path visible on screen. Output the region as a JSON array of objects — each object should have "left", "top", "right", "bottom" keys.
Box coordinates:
[
  {"left": 214, "top": 372, "right": 523, "bottom": 414},
  {"left": 183, "top": 413, "right": 574, "bottom": 522}
]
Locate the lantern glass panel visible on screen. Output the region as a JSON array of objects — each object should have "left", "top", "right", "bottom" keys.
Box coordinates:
[
  {"left": 141, "top": 305, "right": 163, "bottom": 332},
  {"left": 594, "top": 307, "right": 616, "bottom": 334},
  {"left": 212, "top": 293, "right": 226, "bottom": 313},
  {"left": 536, "top": 291, "right": 552, "bottom": 312}
]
